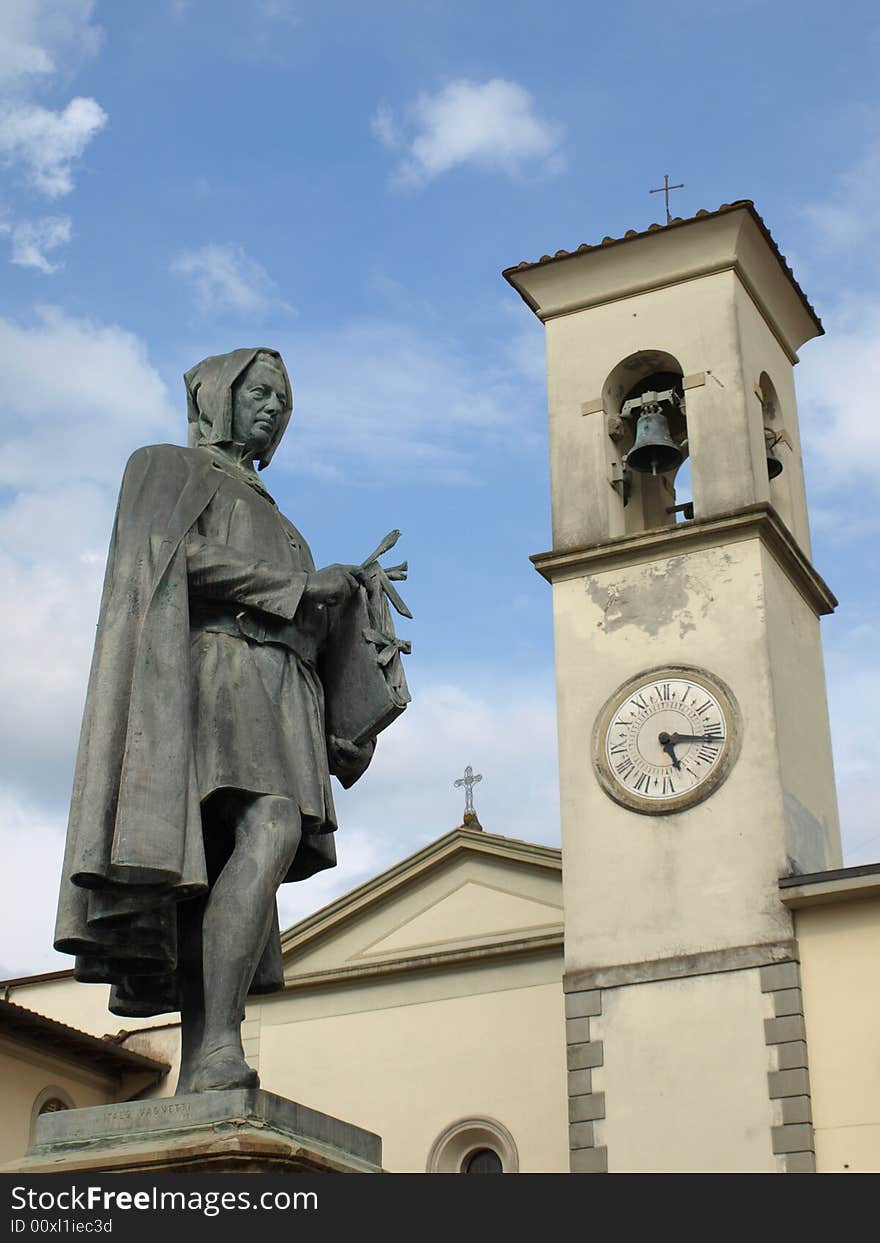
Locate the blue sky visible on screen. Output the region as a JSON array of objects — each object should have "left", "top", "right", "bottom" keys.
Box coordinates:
[{"left": 1, "top": 0, "right": 878, "bottom": 976}]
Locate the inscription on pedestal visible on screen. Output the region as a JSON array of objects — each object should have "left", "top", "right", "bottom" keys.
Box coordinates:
[
  {"left": 31, "top": 1089, "right": 382, "bottom": 1171},
  {"left": 38, "top": 1099, "right": 194, "bottom": 1144}
]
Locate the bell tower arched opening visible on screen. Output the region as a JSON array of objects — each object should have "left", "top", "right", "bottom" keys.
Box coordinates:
[
  {"left": 757, "top": 370, "right": 797, "bottom": 536},
  {"left": 603, "top": 351, "right": 690, "bottom": 534}
]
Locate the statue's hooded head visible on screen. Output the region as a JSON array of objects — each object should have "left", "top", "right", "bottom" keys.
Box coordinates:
[{"left": 184, "top": 347, "right": 292, "bottom": 470}]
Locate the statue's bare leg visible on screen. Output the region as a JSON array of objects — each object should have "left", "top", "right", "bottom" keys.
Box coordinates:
[
  {"left": 185, "top": 793, "right": 302, "bottom": 1093},
  {"left": 175, "top": 895, "right": 207, "bottom": 1094}
]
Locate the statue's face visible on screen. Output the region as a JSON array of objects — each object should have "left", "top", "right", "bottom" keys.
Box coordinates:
[{"left": 231, "top": 357, "right": 289, "bottom": 456}]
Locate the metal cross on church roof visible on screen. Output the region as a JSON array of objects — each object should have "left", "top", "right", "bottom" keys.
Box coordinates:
[
  {"left": 649, "top": 173, "right": 685, "bottom": 224},
  {"left": 454, "top": 765, "right": 482, "bottom": 815}
]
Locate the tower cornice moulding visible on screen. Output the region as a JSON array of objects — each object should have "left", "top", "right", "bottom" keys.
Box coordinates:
[
  {"left": 504, "top": 203, "right": 821, "bottom": 360},
  {"left": 530, "top": 503, "right": 837, "bottom": 617}
]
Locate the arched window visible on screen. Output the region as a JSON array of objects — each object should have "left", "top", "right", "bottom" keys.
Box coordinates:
[
  {"left": 462, "top": 1147, "right": 503, "bottom": 1174},
  {"left": 758, "top": 371, "right": 784, "bottom": 483},
  {"left": 426, "top": 1117, "right": 518, "bottom": 1173},
  {"left": 602, "top": 349, "right": 689, "bottom": 532},
  {"left": 38, "top": 1098, "right": 70, "bottom": 1115},
  {"left": 29, "top": 1087, "right": 75, "bottom": 1146}
]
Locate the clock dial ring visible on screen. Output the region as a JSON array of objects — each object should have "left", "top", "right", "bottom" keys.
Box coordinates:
[{"left": 592, "top": 665, "right": 741, "bottom": 816}]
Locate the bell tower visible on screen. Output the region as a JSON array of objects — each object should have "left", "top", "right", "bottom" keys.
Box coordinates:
[{"left": 504, "top": 201, "right": 842, "bottom": 1173}]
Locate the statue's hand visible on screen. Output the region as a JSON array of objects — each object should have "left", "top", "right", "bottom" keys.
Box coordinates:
[
  {"left": 328, "top": 735, "right": 376, "bottom": 786},
  {"left": 304, "top": 564, "right": 360, "bottom": 607}
]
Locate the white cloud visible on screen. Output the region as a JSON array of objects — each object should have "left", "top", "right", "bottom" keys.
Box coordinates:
[
  {"left": 375, "top": 78, "right": 563, "bottom": 188},
  {"left": 370, "top": 103, "right": 400, "bottom": 151},
  {"left": 794, "top": 127, "right": 880, "bottom": 499},
  {"left": 0, "top": 307, "right": 175, "bottom": 979},
  {"left": 172, "top": 242, "right": 288, "bottom": 316},
  {"left": 279, "top": 673, "right": 558, "bottom": 929},
  {"left": 797, "top": 295, "right": 880, "bottom": 494},
  {"left": 274, "top": 316, "right": 543, "bottom": 483},
  {"left": 0, "top": 5, "right": 105, "bottom": 271},
  {"left": 824, "top": 626, "right": 880, "bottom": 866},
  {"left": 0, "top": 794, "right": 71, "bottom": 978},
  {"left": 0, "top": 536, "right": 105, "bottom": 806},
  {"left": 802, "top": 136, "right": 880, "bottom": 255},
  {"left": 0, "top": 306, "right": 175, "bottom": 491},
  {"left": 0, "top": 96, "right": 106, "bottom": 198},
  {"left": 0, "top": 308, "right": 175, "bottom": 823},
  {"left": 0, "top": 0, "right": 101, "bottom": 89},
  {"left": 792, "top": 134, "right": 880, "bottom": 866},
  {"left": 8, "top": 213, "right": 71, "bottom": 271}
]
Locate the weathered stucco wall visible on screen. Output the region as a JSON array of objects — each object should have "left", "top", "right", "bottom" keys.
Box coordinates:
[
  {"left": 256, "top": 969, "right": 568, "bottom": 1172},
  {"left": 0, "top": 1042, "right": 114, "bottom": 1166},
  {"left": 761, "top": 544, "right": 841, "bottom": 873},
  {"left": 593, "top": 969, "right": 777, "bottom": 1172},
  {"left": 732, "top": 279, "right": 813, "bottom": 555},
  {"left": 797, "top": 897, "right": 880, "bottom": 1172},
  {"left": 544, "top": 268, "right": 751, "bottom": 547},
  {"left": 553, "top": 535, "right": 794, "bottom": 971}
]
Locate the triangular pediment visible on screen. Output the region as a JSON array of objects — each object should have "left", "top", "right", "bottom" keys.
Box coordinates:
[
  {"left": 356, "top": 880, "right": 561, "bottom": 959},
  {"left": 279, "top": 828, "right": 562, "bottom": 985}
]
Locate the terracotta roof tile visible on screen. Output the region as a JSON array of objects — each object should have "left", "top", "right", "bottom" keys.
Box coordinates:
[
  {"left": 0, "top": 997, "right": 169, "bottom": 1076},
  {"left": 502, "top": 200, "right": 821, "bottom": 331}
]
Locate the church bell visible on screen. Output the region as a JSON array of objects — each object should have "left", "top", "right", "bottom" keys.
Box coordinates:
[
  {"left": 765, "top": 427, "right": 784, "bottom": 479},
  {"left": 626, "top": 404, "right": 684, "bottom": 476}
]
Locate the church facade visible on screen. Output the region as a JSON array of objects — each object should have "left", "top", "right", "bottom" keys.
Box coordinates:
[
  {"left": 2, "top": 203, "right": 879, "bottom": 1173},
  {"left": 2, "top": 823, "right": 879, "bottom": 1172}
]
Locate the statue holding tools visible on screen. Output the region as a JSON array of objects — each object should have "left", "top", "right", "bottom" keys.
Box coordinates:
[{"left": 53, "top": 348, "right": 411, "bottom": 1094}]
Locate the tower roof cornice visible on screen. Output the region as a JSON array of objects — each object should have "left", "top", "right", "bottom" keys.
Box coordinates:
[{"left": 502, "top": 200, "right": 822, "bottom": 350}]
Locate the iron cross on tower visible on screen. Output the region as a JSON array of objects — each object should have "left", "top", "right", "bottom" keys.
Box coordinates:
[
  {"left": 649, "top": 173, "right": 684, "bottom": 224},
  {"left": 454, "top": 765, "right": 482, "bottom": 816}
]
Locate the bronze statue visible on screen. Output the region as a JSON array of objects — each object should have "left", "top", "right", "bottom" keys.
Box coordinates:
[{"left": 54, "top": 348, "right": 410, "bottom": 1094}]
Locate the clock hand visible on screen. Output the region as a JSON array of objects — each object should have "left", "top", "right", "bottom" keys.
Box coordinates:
[
  {"left": 667, "top": 733, "right": 722, "bottom": 745},
  {"left": 658, "top": 735, "right": 681, "bottom": 770}
]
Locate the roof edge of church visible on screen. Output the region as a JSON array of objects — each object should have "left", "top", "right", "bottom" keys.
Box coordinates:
[
  {"left": 0, "top": 966, "right": 74, "bottom": 989},
  {"left": 0, "top": 997, "right": 170, "bottom": 1076},
  {"left": 279, "top": 826, "right": 561, "bottom": 950},
  {"left": 502, "top": 200, "right": 822, "bottom": 334}
]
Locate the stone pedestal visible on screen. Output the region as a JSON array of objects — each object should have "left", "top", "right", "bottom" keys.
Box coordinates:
[{"left": 10, "top": 1089, "right": 382, "bottom": 1174}]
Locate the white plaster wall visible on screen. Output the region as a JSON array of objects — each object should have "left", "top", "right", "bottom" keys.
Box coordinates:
[
  {"left": 544, "top": 269, "right": 751, "bottom": 547},
  {"left": 257, "top": 968, "right": 569, "bottom": 1173},
  {"left": 593, "top": 969, "right": 776, "bottom": 1172},
  {"left": 733, "top": 281, "right": 813, "bottom": 555},
  {"left": 0, "top": 1045, "right": 114, "bottom": 1166},
  {"left": 553, "top": 536, "right": 794, "bottom": 971},
  {"left": 797, "top": 898, "right": 880, "bottom": 1172},
  {"left": 761, "top": 545, "right": 841, "bottom": 872}
]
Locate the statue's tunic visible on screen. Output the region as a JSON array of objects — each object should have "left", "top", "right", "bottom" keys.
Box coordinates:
[
  {"left": 54, "top": 442, "right": 337, "bottom": 1016},
  {"left": 187, "top": 459, "right": 336, "bottom": 832}
]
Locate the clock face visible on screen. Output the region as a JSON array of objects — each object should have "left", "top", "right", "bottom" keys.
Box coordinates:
[{"left": 593, "top": 667, "right": 740, "bottom": 815}]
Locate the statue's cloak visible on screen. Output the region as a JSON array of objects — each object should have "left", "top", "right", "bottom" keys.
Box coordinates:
[{"left": 54, "top": 441, "right": 332, "bottom": 1016}]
